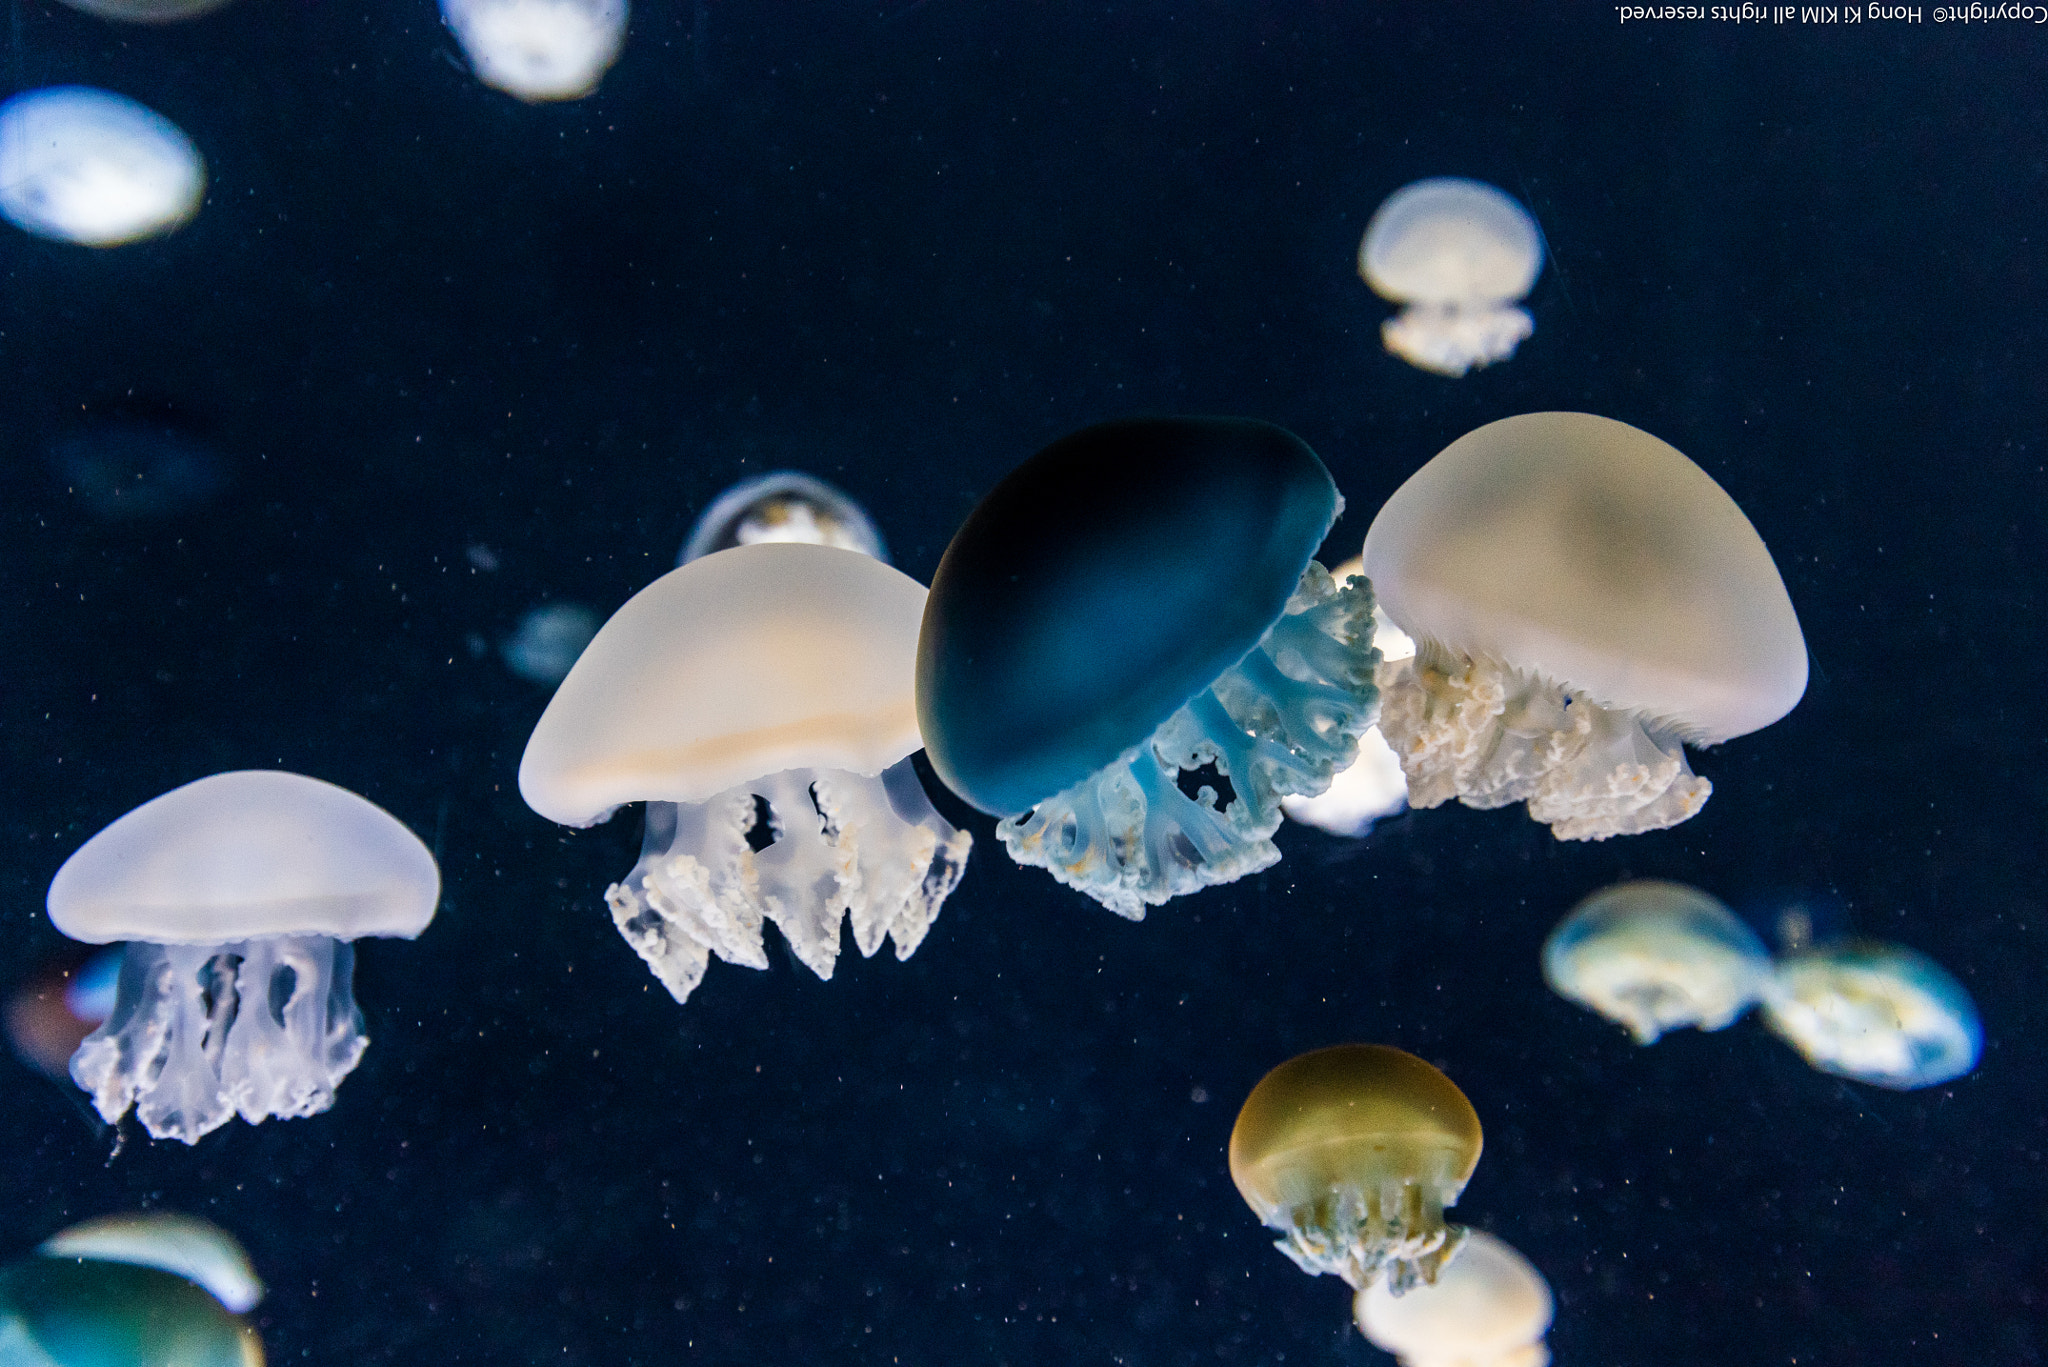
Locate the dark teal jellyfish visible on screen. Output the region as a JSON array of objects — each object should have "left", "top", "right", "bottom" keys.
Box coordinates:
[
  {"left": 916, "top": 417, "right": 1380, "bottom": 916},
  {"left": 0, "top": 1226, "right": 262, "bottom": 1367}
]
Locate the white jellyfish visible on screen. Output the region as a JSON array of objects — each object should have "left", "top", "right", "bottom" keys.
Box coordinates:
[
  {"left": 1363, "top": 412, "right": 1807, "bottom": 841},
  {"left": 1761, "top": 940, "right": 1981, "bottom": 1090},
  {"left": 42, "top": 1213, "right": 262, "bottom": 1314},
  {"left": 1353, "top": 1230, "right": 1553, "bottom": 1367},
  {"left": 0, "top": 87, "right": 205, "bottom": 247},
  {"left": 1281, "top": 555, "right": 1412, "bottom": 837},
  {"left": 678, "top": 471, "right": 888, "bottom": 566},
  {"left": 47, "top": 771, "right": 440, "bottom": 1144},
  {"left": 1361, "top": 178, "right": 1542, "bottom": 378},
  {"left": 519, "top": 542, "right": 971, "bottom": 1004},
  {"left": 1543, "top": 880, "right": 1772, "bottom": 1045},
  {"left": 440, "top": 0, "right": 628, "bottom": 103},
  {"left": 502, "top": 602, "right": 601, "bottom": 685}
]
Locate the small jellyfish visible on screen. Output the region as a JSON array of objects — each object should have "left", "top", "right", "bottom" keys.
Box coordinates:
[
  {"left": 1353, "top": 1230, "right": 1553, "bottom": 1367},
  {"left": 1281, "top": 556, "right": 1412, "bottom": 837},
  {"left": 519, "top": 542, "right": 971, "bottom": 1004},
  {"left": 42, "top": 1213, "right": 262, "bottom": 1315},
  {"left": 47, "top": 771, "right": 440, "bottom": 1145},
  {"left": 1360, "top": 178, "right": 1542, "bottom": 378},
  {"left": 1364, "top": 412, "right": 1807, "bottom": 841},
  {"left": 47, "top": 419, "right": 229, "bottom": 521},
  {"left": 0, "top": 1249, "right": 260, "bottom": 1367},
  {"left": 0, "top": 87, "right": 205, "bottom": 247},
  {"left": 1229, "top": 1044, "right": 1484, "bottom": 1300},
  {"left": 5, "top": 946, "right": 120, "bottom": 1081},
  {"left": 54, "top": 0, "right": 238, "bottom": 23},
  {"left": 440, "top": 0, "right": 628, "bottom": 103},
  {"left": 502, "top": 602, "right": 601, "bottom": 685},
  {"left": 1761, "top": 940, "right": 1982, "bottom": 1090},
  {"left": 679, "top": 471, "right": 888, "bottom": 566},
  {"left": 1543, "top": 880, "right": 1772, "bottom": 1045},
  {"left": 917, "top": 417, "right": 1382, "bottom": 917}
]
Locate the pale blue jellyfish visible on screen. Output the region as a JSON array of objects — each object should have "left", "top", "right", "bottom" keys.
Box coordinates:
[
  {"left": 502, "top": 602, "right": 601, "bottom": 685},
  {"left": 41, "top": 1214, "right": 262, "bottom": 1315},
  {"left": 1281, "top": 557, "right": 1412, "bottom": 837},
  {"left": 679, "top": 471, "right": 888, "bottom": 566},
  {"left": 1543, "top": 880, "right": 1772, "bottom": 1045},
  {"left": 1360, "top": 178, "right": 1542, "bottom": 378},
  {"left": 0, "top": 88, "right": 204, "bottom": 247},
  {"left": 1761, "top": 941, "right": 1981, "bottom": 1090}
]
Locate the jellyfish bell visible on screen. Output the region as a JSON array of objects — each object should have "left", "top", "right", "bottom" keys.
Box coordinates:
[
  {"left": 917, "top": 417, "right": 1383, "bottom": 917},
  {"left": 1353, "top": 1230, "right": 1553, "bottom": 1367},
  {"left": 1360, "top": 178, "right": 1542, "bottom": 378},
  {"left": 1230, "top": 1044, "right": 1483, "bottom": 1300},
  {"left": 47, "top": 771, "right": 440, "bottom": 1145},
  {"left": 1761, "top": 940, "right": 1981, "bottom": 1090},
  {"left": 679, "top": 471, "right": 888, "bottom": 566},
  {"left": 518, "top": 542, "right": 971, "bottom": 1004},
  {"left": 1364, "top": 412, "right": 1806, "bottom": 841},
  {"left": 42, "top": 1213, "right": 261, "bottom": 1315},
  {"left": 0, "top": 1252, "right": 261, "bottom": 1367},
  {"left": 53, "top": 0, "right": 238, "bottom": 23},
  {"left": 501, "top": 601, "right": 600, "bottom": 685},
  {"left": 0, "top": 87, "right": 205, "bottom": 247},
  {"left": 440, "top": 0, "right": 628, "bottom": 103},
  {"left": 1281, "top": 555, "right": 1412, "bottom": 837},
  {"left": 1543, "top": 879, "right": 1772, "bottom": 1045}
]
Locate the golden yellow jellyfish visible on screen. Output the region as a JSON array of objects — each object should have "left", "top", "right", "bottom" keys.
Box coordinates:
[{"left": 1229, "top": 1045, "right": 1484, "bottom": 1300}]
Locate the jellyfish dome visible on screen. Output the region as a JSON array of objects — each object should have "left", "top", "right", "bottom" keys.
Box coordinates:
[
  {"left": 501, "top": 601, "right": 601, "bottom": 685},
  {"left": 0, "top": 1252, "right": 261, "bottom": 1367},
  {"left": 42, "top": 1213, "right": 262, "bottom": 1315},
  {"left": 918, "top": 417, "right": 1382, "bottom": 917},
  {"left": 1761, "top": 940, "right": 1982, "bottom": 1090},
  {"left": 1364, "top": 412, "right": 1806, "bottom": 841},
  {"left": 1360, "top": 178, "right": 1542, "bottom": 378},
  {"left": 1230, "top": 1044, "right": 1484, "bottom": 1300},
  {"left": 440, "top": 0, "right": 628, "bottom": 103},
  {"left": 519, "top": 542, "right": 971, "bottom": 1004},
  {"left": 0, "top": 87, "right": 205, "bottom": 247},
  {"left": 1543, "top": 880, "right": 1771, "bottom": 1045},
  {"left": 1282, "top": 556, "right": 1412, "bottom": 837},
  {"left": 54, "top": 0, "right": 238, "bottom": 23},
  {"left": 1353, "top": 1230, "right": 1553, "bottom": 1367},
  {"left": 679, "top": 471, "right": 888, "bottom": 566},
  {"left": 47, "top": 771, "right": 440, "bottom": 1145}
]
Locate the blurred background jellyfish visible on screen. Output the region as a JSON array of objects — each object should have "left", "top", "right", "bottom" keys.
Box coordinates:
[
  {"left": 53, "top": 0, "right": 238, "bottom": 23},
  {"left": 1543, "top": 879, "right": 1772, "bottom": 1045},
  {"left": 5, "top": 945, "right": 120, "bottom": 1082},
  {"left": 1353, "top": 1229, "right": 1553, "bottom": 1367},
  {"left": 1364, "top": 412, "right": 1807, "bottom": 841},
  {"left": 0, "top": 87, "right": 205, "bottom": 247},
  {"left": 917, "top": 417, "right": 1381, "bottom": 917},
  {"left": 440, "top": 0, "right": 628, "bottom": 103},
  {"left": 1761, "top": 940, "right": 1982, "bottom": 1090},
  {"left": 1229, "top": 1044, "right": 1483, "bottom": 1301},
  {"left": 519, "top": 543, "right": 971, "bottom": 1004},
  {"left": 501, "top": 602, "right": 601, "bottom": 686},
  {"left": 46, "top": 417, "right": 229, "bottom": 522},
  {"left": 42, "top": 1213, "right": 262, "bottom": 1315},
  {"left": 47, "top": 771, "right": 441, "bottom": 1145},
  {"left": 679, "top": 471, "right": 888, "bottom": 566},
  {"left": 1281, "top": 555, "right": 1412, "bottom": 837},
  {"left": 1360, "top": 178, "right": 1542, "bottom": 378}
]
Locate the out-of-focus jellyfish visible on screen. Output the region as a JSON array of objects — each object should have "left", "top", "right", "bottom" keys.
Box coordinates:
[
  {"left": 47, "top": 771, "right": 440, "bottom": 1145},
  {"left": 440, "top": 0, "right": 628, "bottom": 103},
  {"left": 1353, "top": 1230, "right": 1553, "bottom": 1367},
  {"left": 1543, "top": 879, "right": 1772, "bottom": 1045},
  {"left": 679, "top": 471, "right": 888, "bottom": 566},
  {"left": 42, "top": 1213, "right": 261, "bottom": 1315},
  {"left": 0, "top": 1241, "right": 261, "bottom": 1367},
  {"left": 1360, "top": 178, "right": 1542, "bottom": 378},
  {"left": 502, "top": 602, "right": 601, "bottom": 685},
  {"left": 918, "top": 417, "right": 1381, "bottom": 917},
  {"left": 6, "top": 946, "right": 120, "bottom": 1081},
  {"left": 0, "top": 87, "right": 205, "bottom": 247},
  {"left": 519, "top": 542, "right": 971, "bottom": 1004},
  {"left": 1761, "top": 940, "right": 1981, "bottom": 1089},
  {"left": 1230, "top": 1044, "right": 1483, "bottom": 1300},
  {"left": 1364, "top": 412, "right": 1806, "bottom": 841},
  {"left": 47, "top": 420, "right": 229, "bottom": 521},
  {"left": 1281, "top": 555, "right": 1412, "bottom": 837},
  {"left": 54, "top": 0, "right": 237, "bottom": 23}
]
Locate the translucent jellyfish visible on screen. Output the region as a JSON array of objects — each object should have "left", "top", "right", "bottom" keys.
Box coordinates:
[
  {"left": 1281, "top": 556, "right": 1412, "bottom": 837},
  {"left": 1353, "top": 1230, "right": 1553, "bottom": 1367},
  {"left": 48, "top": 420, "right": 229, "bottom": 521},
  {"left": 0, "top": 88, "right": 205, "bottom": 247},
  {"left": 440, "top": 0, "right": 628, "bottom": 103},
  {"left": 1761, "top": 940, "right": 1982, "bottom": 1089},
  {"left": 1360, "top": 178, "right": 1542, "bottom": 378},
  {"left": 42, "top": 1213, "right": 262, "bottom": 1315},
  {"left": 1364, "top": 412, "right": 1807, "bottom": 841},
  {"left": 1543, "top": 880, "right": 1772, "bottom": 1045},
  {"left": 519, "top": 542, "right": 971, "bottom": 1004},
  {"left": 679, "top": 471, "right": 888, "bottom": 566},
  {"left": 47, "top": 770, "right": 440, "bottom": 1145},
  {"left": 502, "top": 602, "right": 601, "bottom": 685},
  {"left": 0, "top": 1247, "right": 261, "bottom": 1367},
  {"left": 54, "top": 0, "right": 237, "bottom": 23},
  {"left": 1230, "top": 1044, "right": 1484, "bottom": 1299},
  {"left": 5, "top": 946, "right": 119, "bottom": 1081},
  {"left": 918, "top": 417, "right": 1382, "bottom": 917}
]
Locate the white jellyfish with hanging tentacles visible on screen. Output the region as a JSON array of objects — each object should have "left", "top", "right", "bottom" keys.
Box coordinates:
[
  {"left": 1361, "top": 178, "right": 1542, "bottom": 378},
  {"left": 1544, "top": 880, "right": 1773, "bottom": 1045}
]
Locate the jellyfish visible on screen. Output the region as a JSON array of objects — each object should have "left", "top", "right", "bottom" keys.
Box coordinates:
[
  {"left": 1281, "top": 555, "right": 1412, "bottom": 837},
  {"left": 42, "top": 1213, "right": 262, "bottom": 1316},
  {"left": 1229, "top": 1044, "right": 1484, "bottom": 1300},
  {"left": 0, "top": 1245, "right": 261, "bottom": 1367},
  {"left": 46, "top": 770, "right": 440, "bottom": 1145},
  {"left": 1542, "top": 880, "right": 1772, "bottom": 1045},
  {"left": 0, "top": 88, "right": 205, "bottom": 247},
  {"left": 501, "top": 602, "right": 601, "bottom": 685},
  {"left": 519, "top": 542, "right": 971, "bottom": 1004},
  {"left": 53, "top": 0, "right": 237, "bottom": 23},
  {"left": 1363, "top": 412, "right": 1806, "bottom": 841},
  {"left": 917, "top": 417, "right": 1382, "bottom": 917},
  {"left": 1360, "top": 178, "right": 1542, "bottom": 378},
  {"left": 679, "top": 471, "right": 888, "bottom": 566},
  {"left": 1353, "top": 1230, "right": 1553, "bottom": 1367},
  {"left": 439, "top": 0, "right": 628, "bottom": 103},
  {"left": 47, "top": 420, "right": 229, "bottom": 521},
  {"left": 1761, "top": 940, "right": 1981, "bottom": 1090}
]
